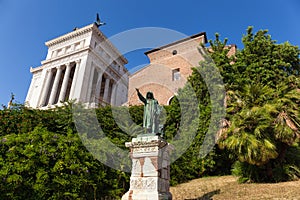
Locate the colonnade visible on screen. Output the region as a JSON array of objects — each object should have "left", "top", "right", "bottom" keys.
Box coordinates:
[
  {"left": 90, "top": 68, "right": 118, "bottom": 106},
  {"left": 39, "top": 60, "right": 80, "bottom": 107},
  {"left": 39, "top": 59, "right": 118, "bottom": 107}
]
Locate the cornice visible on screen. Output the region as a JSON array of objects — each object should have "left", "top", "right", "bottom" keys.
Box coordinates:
[
  {"left": 45, "top": 24, "right": 94, "bottom": 47},
  {"left": 45, "top": 23, "right": 128, "bottom": 66},
  {"left": 145, "top": 32, "right": 207, "bottom": 55},
  {"left": 91, "top": 25, "right": 128, "bottom": 65},
  {"left": 30, "top": 66, "right": 43, "bottom": 73}
]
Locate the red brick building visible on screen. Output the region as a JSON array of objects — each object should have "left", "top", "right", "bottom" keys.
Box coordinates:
[
  {"left": 128, "top": 32, "right": 207, "bottom": 106},
  {"left": 127, "top": 32, "right": 237, "bottom": 106}
]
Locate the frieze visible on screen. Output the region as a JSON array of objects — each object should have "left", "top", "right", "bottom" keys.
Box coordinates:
[
  {"left": 41, "top": 50, "right": 88, "bottom": 66},
  {"left": 130, "top": 178, "right": 157, "bottom": 190},
  {"left": 47, "top": 33, "right": 90, "bottom": 51}
]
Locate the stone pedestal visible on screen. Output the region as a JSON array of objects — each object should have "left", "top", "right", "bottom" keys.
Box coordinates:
[{"left": 122, "top": 135, "right": 173, "bottom": 200}]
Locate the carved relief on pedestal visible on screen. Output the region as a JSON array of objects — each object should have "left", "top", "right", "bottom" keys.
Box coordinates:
[
  {"left": 130, "top": 177, "right": 157, "bottom": 190},
  {"left": 137, "top": 178, "right": 143, "bottom": 189},
  {"left": 132, "top": 159, "right": 141, "bottom": 176},
  {"left": 146, "top": 177, "right": 156, "bottom": 190}
]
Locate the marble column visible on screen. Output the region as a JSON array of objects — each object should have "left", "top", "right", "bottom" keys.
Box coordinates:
[
  {"left": 48, "top": 66, "right": 63, "bottom": 105},
  {"left": 39, "top": 69, "right": 53, "bottom": 107},
  {"left": 94, "top": 71, "right": 103, "bottom": 103},
  {"left": 86, "top": 66, "right": 96, "bottom": 104},
  {"left": 69, "top": 59, "right": 81, "bottom": 99},
  {"left": 111, "top": 82, "right": 117, "bottom": 106},
  {"left": 103, "top": 76, "right": 110, "bottom": 103},
  {"left": 58, "top": 63, "right": 72, "bottom": 102}
]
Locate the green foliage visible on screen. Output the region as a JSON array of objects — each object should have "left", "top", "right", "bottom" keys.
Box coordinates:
[
  {"left": 0, "top": 103, "right": 76, "bottom": 136},
  {"left": 165, "top": 40, "right": 233, "bottom": 185},
  {"left": 232, "top": 145, "right": 300, "bottom": 183},
  {"left": 216, "top": 27, "right": 300, "bottom": 182},
  {"left": 0, "top": 104, "right": 130, "bottom": 199}
]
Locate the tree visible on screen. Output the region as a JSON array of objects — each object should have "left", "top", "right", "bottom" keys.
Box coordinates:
[
  {"left": 165, "top": 36, "right": 234, "bottom": 185},
  {"left": 216, "top": 27, "right": 300, "bottom": 182}
]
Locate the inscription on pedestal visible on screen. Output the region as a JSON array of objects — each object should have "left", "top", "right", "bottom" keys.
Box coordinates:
[{"left": 132, "top": 146, "right": 158, "bottom": 153}]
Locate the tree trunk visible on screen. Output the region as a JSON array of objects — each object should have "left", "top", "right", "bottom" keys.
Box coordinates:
[
  {"left": 278, "top": 142, "right": 288, "bottom": 163},
  {"left": 266, "top": 162, "right": 273, "bottom": 180}
]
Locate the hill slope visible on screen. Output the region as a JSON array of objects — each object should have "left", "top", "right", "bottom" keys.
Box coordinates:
[{"left": 170, "top": 176, "right": 300, "bottom": 200}]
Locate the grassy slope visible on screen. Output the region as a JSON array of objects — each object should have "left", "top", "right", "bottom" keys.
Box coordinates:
[{"left": 170, "top": 176, "right": 300, "bottom": 200}]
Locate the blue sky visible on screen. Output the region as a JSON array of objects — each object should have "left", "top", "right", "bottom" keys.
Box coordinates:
[{"left": 0, "top": 0, "right": 299, "bottom": 106}]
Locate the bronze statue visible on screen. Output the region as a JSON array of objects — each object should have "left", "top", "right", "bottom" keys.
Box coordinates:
[{"left": 136, "top": 88, "right": 161, "bottom": 134}]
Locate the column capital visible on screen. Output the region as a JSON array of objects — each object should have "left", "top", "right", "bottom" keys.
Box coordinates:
[
  {"left": 75, "top": 59, "right": 81, "bottom": 64},
  {"left": 111, "top": 81, "right": 117, "bottom": 106},
  {"left": 56, "top": 65, "right": 63, "bottom": 70}
]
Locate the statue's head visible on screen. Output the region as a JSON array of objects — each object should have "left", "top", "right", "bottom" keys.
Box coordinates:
[{"left": 146, "top": 91, "right": 154, "bottom": 99}]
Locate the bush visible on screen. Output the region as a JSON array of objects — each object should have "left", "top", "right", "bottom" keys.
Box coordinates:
[{"left": 0, "top": 104, "right": 130, "bottom": 199}]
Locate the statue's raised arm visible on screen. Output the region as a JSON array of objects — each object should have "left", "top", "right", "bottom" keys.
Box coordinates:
[
  {"left": 136, "top": 88, "right": 146, "bottom": 104},
  {"left": 136, "top": 89, "right": 161, "bottom": 134}
]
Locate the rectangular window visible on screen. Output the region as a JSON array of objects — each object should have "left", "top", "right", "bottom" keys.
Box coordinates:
[{"left": 172, "top": 68, "right": 181, "bottom": 81}]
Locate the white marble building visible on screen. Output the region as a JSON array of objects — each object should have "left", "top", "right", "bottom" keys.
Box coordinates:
[{"left": 25, "top": 23, "right": 129, "bottom": 108}]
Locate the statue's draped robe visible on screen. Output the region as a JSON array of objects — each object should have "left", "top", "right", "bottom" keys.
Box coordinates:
[{"left": 137, "top": 92, "right": 160, "bottom": 134}]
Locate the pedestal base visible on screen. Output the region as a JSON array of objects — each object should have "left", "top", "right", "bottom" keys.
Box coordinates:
[
  {"left": 121, "top": 135, "right": 173, "bottom": 200},
  {"left": 122, "top": 190, "right": 172, "bottom": 200}
]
